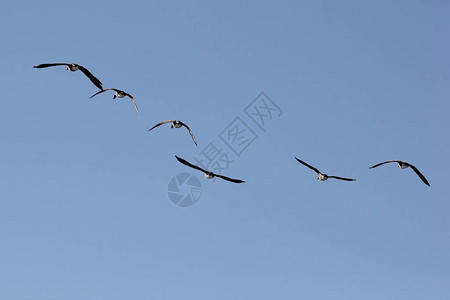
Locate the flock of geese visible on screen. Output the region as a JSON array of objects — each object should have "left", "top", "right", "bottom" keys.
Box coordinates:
[
  {"left": 33, "top": 62, "right": 430, "bottom": 187},
  {"left": 34, "top": 63, "right": 140, "bottom": 118}
]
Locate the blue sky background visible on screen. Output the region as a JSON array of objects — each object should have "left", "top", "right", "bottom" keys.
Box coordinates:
[{"left": 1, "top": 0, "right": 449, "bottom": 299}]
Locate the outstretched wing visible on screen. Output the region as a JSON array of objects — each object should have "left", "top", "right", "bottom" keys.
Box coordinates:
[
  {"left": 328, "top": 176, "right": 356, "bottom": 181},
  {"left": 148, "top": 120, "right": 174, "bottom": 131},
  {"left": 175, "top": 156, "right": 207, "bottom": 174},
  {"left": 78, "top": 66, "right": 103, "bottom": 90},
  {"left": 181, "top": 122, "right": 198, "bottom": 146},
  {"left": 33, "top": 63, "right": 70, "bottom": 68},
  {"left": 214, "top": 173, "right": 245, "bottom": 184},
  {"left": 408, "top": 164, "right": 430, "bottom": 186},
  {"left": 369, "top": 160, "right": 400, "bottom": 169},
  {"left": 129, "top": 96, "right": 140, "bottom": 119},
  {"left": 295, "top": 157, "right": 321, "bottom": 174},
  {"left": 123, "top": 91, "right": 133, "bottom": 99},
  {"left": 90, "top": 88, "right": 114, "bottom": 98}
]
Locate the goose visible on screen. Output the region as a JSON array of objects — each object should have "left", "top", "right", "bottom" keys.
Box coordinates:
[
  {"left": 369, "top": 160, "right": 430, "bottom": 186},
  {"left": 295, "top": 157, "right": 356, "bottom": 181},
  {"left": 148, "top": 120, "right": 197, "bottom": 146},
  {"left": 90, "top": 88, "right": 140, "bottom": 119},
  {"left": 33, "top": 63, "right": 103, "bottom": 90},
  {"left": 175, "top": 156, "right": 245, "bottom": 183}
]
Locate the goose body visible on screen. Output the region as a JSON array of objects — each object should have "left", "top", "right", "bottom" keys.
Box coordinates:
[
  {"left": 318, "top": 173, "right": 329, "bottom": 181},
  {"left": 172, "top": 121, "right": 183, "bottom": 129},
  {"left": 204, "top": 172, "right": 215, "bottom": 179}
]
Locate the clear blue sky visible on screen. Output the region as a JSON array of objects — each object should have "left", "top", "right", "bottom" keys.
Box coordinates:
[{"left": 1, "top": 0, "right": 449, "bottom": 299}]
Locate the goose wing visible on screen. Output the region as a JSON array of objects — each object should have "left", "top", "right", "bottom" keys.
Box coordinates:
[
  {"left": 77, "top": 65, "right": 103, "bottom": 90},
  {"left": 33, "top": 63, "right": 70, "bottom": 68},
  {"left": 175, "top": 156, "right": 207, "bottom": 174},
  {"left": 328, "top": 175, "right": 356, "bottom": 181},
  {"left": 131, "top": 98, "right": 140, "bottom": 119},
  {"left": 214, "top": 173, "right": 245, "bottom": 183},
  {"left": 90, "top": 88, "right": 115, "bottom": 98},
  {"left": 180, "top": 122, "right": 198, "bottom": 146},
  {"left": 295, "top": 157, "right": 321, "bottom": 174},
  {"left": 148, "top": 120, "right": 174, "bottom": 131},
  {"left": 124, "top": 94, "right": 140, "bottom": 119},
  {"left": 407, "top": 163, "right": 430, "bottom": 186},
  {"left": 369, "top": 160, "right": 400, "bottom": 169}
]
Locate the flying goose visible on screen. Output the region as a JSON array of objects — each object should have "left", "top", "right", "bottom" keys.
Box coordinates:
[
  {"left": 295, "top": 157, "right": 356, "bottom": 181},
  {"left": 90, "top": 88, "right": 140, "bottom": 119},
  {"left": 148, "top": 120, "right": 197, "bottom": 146},
  {"left": 369, "top": 160, "right": 430, "bottom": 186},
  {"left": 33, "top": 63, "right": 103, "bottom": 90},
  {"left": 175, "top": 156, "right": 245, "bottom": 183}
]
